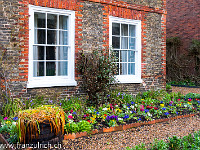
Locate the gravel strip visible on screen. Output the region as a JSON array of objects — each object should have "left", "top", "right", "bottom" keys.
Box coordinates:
[{"left": 63, "top": 115, "right": 200, "bottom": 149}]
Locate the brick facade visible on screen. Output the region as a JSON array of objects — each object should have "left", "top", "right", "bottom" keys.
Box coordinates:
[
  {"left": 166, "top": 0, "right": 200, "bottom": 54},
  {"left": 0, "top": 0, "right": 167, "bottom": 100}
]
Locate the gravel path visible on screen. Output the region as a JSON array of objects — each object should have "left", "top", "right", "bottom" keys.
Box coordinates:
[{"left": 63, "top": 115, "right": 200, "bottom": 149}]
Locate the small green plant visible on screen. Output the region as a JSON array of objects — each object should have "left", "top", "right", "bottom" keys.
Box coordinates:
[
  {"left": 77, "top": 120, "right": 92, "bottom": 133},
  {"left": 64, "top": 122, "right": 79, "bottom": 134},
  {"left": 151, "top": 139, "right": 168, "bottom": 150},
  {"left": 168, "top": 136, "right": 182, "bottom": 150}
]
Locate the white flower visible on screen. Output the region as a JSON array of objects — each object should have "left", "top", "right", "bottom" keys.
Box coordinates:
[
  {"left": 115, "top": 105, "right": 118, "bottom": 107},
  {"left": 103, "top": 108, "right": 107, "bottom": 111},
  {"left": 147, "top": 112, "right": 152, "bottom": 117},
  {"left": 88, "top": 109, "right": 92, "bottom": 113},
  {"left": 118, "top": 118, "right": 123, "bottom": 121},
  {"left": 12, "top": 122, "right": 17, "bottom": 126},
  {"left": 130, "top": 105, "right": 135, "bottom": 109},
  {"left": 130, "top": 111, "right": 133, "bottom": 113}
]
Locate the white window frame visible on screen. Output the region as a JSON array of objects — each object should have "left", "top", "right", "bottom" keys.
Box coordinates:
[
  {"left": 27, "top": 5, "right": 77, "bottom": 88},
  {"left": 109, "top": 16, "right": 142, "bottom": 83}
]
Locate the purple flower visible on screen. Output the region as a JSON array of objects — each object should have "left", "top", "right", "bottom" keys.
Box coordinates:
[
  {"left": 13, "top": 117, "right": 18, "bottom": 121},
  {"left": 145, "top": 109, "right": 149, "bottom": 113},
  {"left": 107, "top": 95, "right": 110, "bottom": 97},
  {"left": 96, "top": 112, "right": 99, "bottom": 115},
  {"left": 60, "top": 103, "right": 62, "bottom": 106},
  {"left": 23, "top": 103, "right": 25, "bottom": 106},
  {"left": 84, "top": 115, "right": 87, "bottom": 117},
  {"left": 123, "top": 114, "right": 129, "bottom": 119},
  {"left": 4, "top": 117, "right": 8, "bottom": 120},
  {"left": 131, "top": 101, "right": 135, "bottom": 105},
  {"left": 30, "top": 100, "right": 32, "bottom": 103},
  {"left": 169, "top": 101, "right": 174, "bottom": 104},
  {"left": 31, "top": 103, "right": 34, "bottom": 106},
  {"left": 162, "top": 108, "right": 166, "bottom": 110},
  {"left": 138, "top": 118, "right": 141, "bottom": 121},
  {"left": 160, "top": 101, "right": 163, "bottom": 103},
  {"left": 169, "top": 104, "right": 172, "bottom": 106},
  {"left": 176, "top": 112, "right": 178, "bottom": 115},
  {"left": 165, "top": 112, "right": 169, "bottom": 115},
  {"left": 73, "top": 112, "right": 76, "bottom": 115}
]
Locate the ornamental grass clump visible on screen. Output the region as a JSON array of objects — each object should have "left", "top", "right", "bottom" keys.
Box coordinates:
[{"left": 18, "top": 105, "right": 65, "bottom": 143}]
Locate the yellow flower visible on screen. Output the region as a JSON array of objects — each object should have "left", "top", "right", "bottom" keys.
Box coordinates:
[
  {"left": 160, "top": 104, "right": 164, "bottom": 107},
  {"left": 177, "top": 103, "right": 181, "bottom": 107},
  {"left": 116, "top": 108, "right": 122, "bottom": 112},
  {"left": 188, "top": 102, "right": 192, "bottom": 105},
  {"left": 107, "top": 107, "right": 110, "bottom": 111},
  {"left": 6, "top": 121, "right": 11, "bottom": 124},
  {"left": 92, "top": 114, "right": 96, "bottom": 118}
]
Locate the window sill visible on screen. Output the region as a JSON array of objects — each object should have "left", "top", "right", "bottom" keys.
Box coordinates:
[
  {"left": 115, "top": 75, "right": 142, "bottom": 84},
  {"left": 27, "top": 78, "right": 77, "bottom": 88}
]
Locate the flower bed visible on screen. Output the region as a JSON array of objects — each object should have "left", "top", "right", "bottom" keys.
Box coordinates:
[{"left": 0, "top": 90, "right": 200, "bottom": 145}]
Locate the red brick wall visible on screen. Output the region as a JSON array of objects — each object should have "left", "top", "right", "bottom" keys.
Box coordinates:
[
  {"left": 1, "top": 0, "right": 167, "bottom": 99},
  {"left": 166, "top": 0, "right": 200, "bottom": 54}
]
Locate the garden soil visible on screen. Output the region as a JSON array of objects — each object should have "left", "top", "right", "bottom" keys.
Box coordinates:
[{"left": 62, "top": 115, "right": 200, "bottom": 149}]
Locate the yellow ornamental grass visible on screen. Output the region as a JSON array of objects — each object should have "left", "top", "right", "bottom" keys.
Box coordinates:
[{"left": 18, "top": 105, "right": 65, "bottom": 143}]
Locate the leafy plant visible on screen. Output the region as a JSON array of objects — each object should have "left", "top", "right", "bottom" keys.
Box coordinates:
[
  {"left": 64, "top": 122, "right": 79, "bottom": 134},
  {"left": 168, "top": 136, "right": 182, "bottom": 150},
  {"left": 77, "top": 49, "right": 118, "bottom": 107},
  {"left": 77, "top": 120, "right": 92, "bottom": 133},
  {"left": 151, "top": 139, "right": 168, "bottom": 150},
  {"left": 2, "top": 98, "right": 23, "bottom": 117}
]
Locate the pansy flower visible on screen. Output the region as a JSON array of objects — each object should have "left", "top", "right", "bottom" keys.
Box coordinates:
[
  {"left": 160, "top": 104, "right": 164, "bottom": 107},
  {"left": 131, "top": 101, "right": 135, "bottom": 105},
  {"left": 164, "top": 112, "right": 169, "bottom": 115},
  {"left": 13, "top": 117, "right": 18, "bottom": 121},
  {"left": 154, "top": 107, "right": 158, "bottom": 110},
  {"left": 4, "top": 117, "right": 8, "bottom": 120}
]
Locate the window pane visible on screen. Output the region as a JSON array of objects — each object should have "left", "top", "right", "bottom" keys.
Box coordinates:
[
  {"left": 120, "top": 50, "right": 127, "bottom": 62},
  {"left": 112, "top": 50, "right": 119, "bottom": 62},
  {"left": 47, "top": 14, "right": 57, "bottom": 29},
  {"left": 58, "top": 47, "right": 68, "bottom": 60},
  {"left": 35, "top": 29, "right": 46, "bottom": 44},
  {"left": 112, "top": 23, "right": 120, "bottom": 35},
  {"left": 129, "top": 38, "right": 135, "bottom": 50},
  {"left": 59, "top": 31, "right": 68, "bottom": 45},
  {"left": 112, "top": 36, "right": 120, "bottom": 49},
  {"left": 33, "top": 61, "right": 44, "bottom": 77},
  {"left": 46, "top": 46, "right": 56, "bottom": 60},
  {"left": 128, "top": 50, "right": 135, "bottom": 62},
  {"left": 128, "top": 63, "right": 135, "bottom": 75},
  {"left": 58, "top": 61, "right": 68, "bottom": 76},
  {"left": 121, "top": 24, "right": 128, "bottom": 36},
  {"left": 120, "top": 63, "right": 127, "bottom": 75},
  {"left": 34, "top": 12, "right": 45, "bottom": 28},
  {"left": 59, "top": 15, "right": 68, "bottom": 30},
  {"left": 47, "top": 30, "right": 57, "bottom": 44},
  {"left": 129, "top": 25, "right": 136, "bottom": 37},
  {"left": 46, "top": 62, "right": 56, "bottom": 76},
  {"left": 33, "top": 46, "right": 45, "bottom": 60},
  {"left": 121, "top": 37, "right": 128, "bottom": 49}
]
